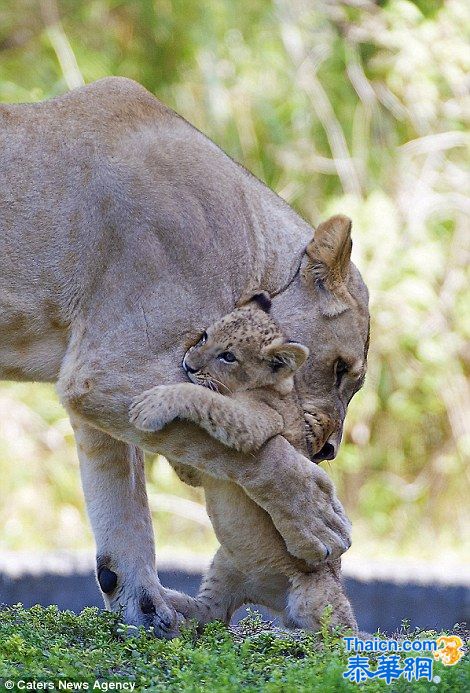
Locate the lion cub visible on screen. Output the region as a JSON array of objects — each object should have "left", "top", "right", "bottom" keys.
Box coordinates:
[
  {"left": 130, "top": 293, "right": 310, "bottom": 456},
  {"left": 130, "top": 294, "right": 356, "bottom": 632}
]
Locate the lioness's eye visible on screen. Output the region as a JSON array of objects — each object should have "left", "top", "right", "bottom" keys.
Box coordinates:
[
  {"left": 335, "top": 359, "right": 349, "bottom": 386},
  {"left": 198, "top": 331, "right": 207, "bottom": 345},
  {"left": 218, "top": 351, "right": 237, "bottom": 363}
]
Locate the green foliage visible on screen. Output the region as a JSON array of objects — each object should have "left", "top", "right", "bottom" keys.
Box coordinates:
[
  {"left": 0, "top": 0, "right": 469, "bottom": 560},
  {"left": 0, "top": 606, "right": 468, "bottom": 691}
]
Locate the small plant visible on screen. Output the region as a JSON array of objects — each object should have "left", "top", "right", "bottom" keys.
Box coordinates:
[{"left": 0, "top": 605, "right": 467, "bottom": 692}]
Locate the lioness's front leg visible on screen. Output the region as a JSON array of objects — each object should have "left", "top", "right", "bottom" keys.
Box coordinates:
[
  {"left": 129, "top": 383, "right": 283, "bottom": 452},
  {"left": 59, "top": 350, "right": 351, "bottom": 564},
  {"left": 71, "top": 418, "right": 180, "bottom": 637}
]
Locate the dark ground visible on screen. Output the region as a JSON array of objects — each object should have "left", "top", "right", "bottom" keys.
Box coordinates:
[{"left": 1, "top": 552, "right": 468, "bottom": 633}]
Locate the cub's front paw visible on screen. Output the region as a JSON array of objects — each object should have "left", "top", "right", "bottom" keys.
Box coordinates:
[{"left": 129, "top": 386, "right": 178, "bottom": 432}]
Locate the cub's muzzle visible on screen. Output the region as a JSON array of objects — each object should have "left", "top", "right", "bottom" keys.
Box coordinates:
[{"left": 182, "top": 355, "right": 198, "bottom": 374}]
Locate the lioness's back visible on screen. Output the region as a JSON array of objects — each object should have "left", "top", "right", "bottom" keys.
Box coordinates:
[
  {"left": 0, "top": 78, "right": 167, "bottom": 134},
  {"left": 0, "top": 78, "right": 312, "bottom": 382}
]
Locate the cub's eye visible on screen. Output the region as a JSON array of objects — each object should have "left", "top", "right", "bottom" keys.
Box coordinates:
[
  {"left": 198, "top": 331, "right": 207, "bottom": 346},
  {"left": 335, "top": 359, "right": 349, "bottom": 386},
  {"left": 217, "top": 351, "right": 237, "bottom": 364}
]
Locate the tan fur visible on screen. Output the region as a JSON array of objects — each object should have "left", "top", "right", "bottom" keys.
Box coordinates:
[
  {"left": 130, "top": 301, "right": 356, "bottom": 631},
  {"left": 0, "top": 78, "right": 369, "bottom": 634},
  {"left": 130, "top": 302, "right": 310, "bottom": 453},
  {"left": 303, "top": 215, "right": 354, "bottom": 317}
]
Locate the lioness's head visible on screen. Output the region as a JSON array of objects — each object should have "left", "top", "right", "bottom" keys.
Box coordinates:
[
  {"left": 182, "top": 294, "right": 309, "bottom": 396},
  {"left": 270, "top": 214, "right": 370, "bottom": 463}
]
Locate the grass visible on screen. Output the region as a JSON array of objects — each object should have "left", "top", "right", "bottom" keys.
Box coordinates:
[{"left": 0, "top": 605, "right": 468, "bottom": 692}]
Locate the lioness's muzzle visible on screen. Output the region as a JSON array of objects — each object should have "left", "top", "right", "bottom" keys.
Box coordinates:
[{"left": 311, "top": 441, "right": 336, "bottom": 462}]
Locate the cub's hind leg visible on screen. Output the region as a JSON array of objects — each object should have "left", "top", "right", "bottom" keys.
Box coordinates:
[
  {"left": 165, "top": 547, "right": 250, "bottom": 626},
  {"left": 285, "top": 562, "right": 357, "bottom": 632}
]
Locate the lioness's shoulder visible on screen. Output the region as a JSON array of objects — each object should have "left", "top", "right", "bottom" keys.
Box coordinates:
[
  {"left": 78, "top": 76, "right": 152, "bottom": 101},
  {"left": 76, "top": 77, "right": 169, "bottom": 120},
  {"left": 16, "top": 77, "right": 169, "bottom": 127}
]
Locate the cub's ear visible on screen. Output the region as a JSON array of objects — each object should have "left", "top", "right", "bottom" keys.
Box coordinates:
[
  {"left": 239, "top": 290, "right": 272, "bottom": 313},
  {"left": 302, "top": 214, "right": 353, "bottom": 317},
  {"left": 262, "top": 340, "right": 309, "bottom": 374}
]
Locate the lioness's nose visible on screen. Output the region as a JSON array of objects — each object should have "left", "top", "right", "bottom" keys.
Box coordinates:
[{"left": 311, "top": 441, "right": 336, "bottom": 462}]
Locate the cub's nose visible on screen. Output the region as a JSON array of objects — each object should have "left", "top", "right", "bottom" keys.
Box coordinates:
[{"left": 182, "top": 356, "right": 198, "bottom": 374}]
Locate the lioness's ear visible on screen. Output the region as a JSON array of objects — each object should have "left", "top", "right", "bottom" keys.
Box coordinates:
[
  {"left": 302, "top": 214, "right": 353, "bottom": 317},
  {"left": 262, "top": 341, "right": 309, "bottom": 373},
  {"left": 239, "top": 290, "right": 272, "bottom": 313}
]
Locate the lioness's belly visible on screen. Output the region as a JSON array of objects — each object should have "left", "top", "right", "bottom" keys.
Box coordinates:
[
  {"left": 0, "top": 294, "right": 68, "bottom": 382},
  {"left": 0, "top": 100, "right": 100, "bottom": 382}
]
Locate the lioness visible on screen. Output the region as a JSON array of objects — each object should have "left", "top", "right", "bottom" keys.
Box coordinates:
[
  {"left": 130, "top": 293, "right": 357, "bottom": 631},
  {"left": 0, "top": 78, "right": 369, "bottom": 637}
]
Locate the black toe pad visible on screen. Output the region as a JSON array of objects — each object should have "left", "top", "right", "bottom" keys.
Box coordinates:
[{"left": 97, "top": 567, "right": 118, "bottom": 594}]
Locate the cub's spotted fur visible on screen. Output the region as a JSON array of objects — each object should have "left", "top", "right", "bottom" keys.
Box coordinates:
[{"left": 130, "top": 293, "right": 309, "bottom": 454}]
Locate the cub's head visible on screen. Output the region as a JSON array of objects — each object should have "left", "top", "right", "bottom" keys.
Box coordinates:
[{"left": 182, "top": 293, "right": 309, "bottom": 395}]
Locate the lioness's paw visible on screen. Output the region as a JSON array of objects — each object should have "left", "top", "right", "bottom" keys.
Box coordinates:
[
  {"left": 129, "top": 387, "right": 177, "bottom": 431},
  {"left": 101, "top": 569, "right": 180, "bottom": 638},
  {"left": 259, "top": 438, "right": 352, "bottom": 566}
]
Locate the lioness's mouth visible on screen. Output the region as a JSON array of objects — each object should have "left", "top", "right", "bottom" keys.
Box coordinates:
[
  {"left": 304, "top": 418, "right": 319, "bottom": 464},
  {"left": 304, "top": 414, "right": 337, "bottom": 463},
  {"left": 311, "top": 441, "right": 336, "bottom": 462},
  {"left": 303, "top": 409, "right": 338, "bottom": 463}
]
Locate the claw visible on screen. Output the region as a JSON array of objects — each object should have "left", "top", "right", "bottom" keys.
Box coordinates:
[{"left": 139, "top": 589, "right": 157, "bottom": 615}]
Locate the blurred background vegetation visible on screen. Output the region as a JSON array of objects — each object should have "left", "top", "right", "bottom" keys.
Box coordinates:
[{"left": 0, "top": 0, "right": 468, "bottom": 564}]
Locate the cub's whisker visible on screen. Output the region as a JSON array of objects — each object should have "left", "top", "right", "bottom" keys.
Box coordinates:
[{"left": 210, "top": 378, "right": 233, "bottom": 395}]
